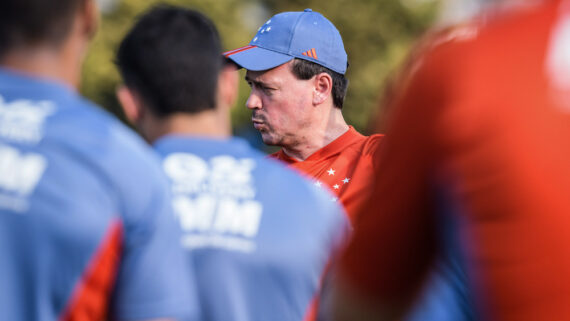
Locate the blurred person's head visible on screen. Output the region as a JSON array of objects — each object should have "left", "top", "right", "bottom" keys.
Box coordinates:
[
  {"left": 224, "top": 9, "right": 349, "bottom": 155},
  {"left": 116, "top": 5, "right": 238, "bottom": 143},
  {"left": 0, "top": 0, "right": 98, "bottom": 88}
]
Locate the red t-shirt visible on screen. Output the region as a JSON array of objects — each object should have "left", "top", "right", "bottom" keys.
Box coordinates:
[
  {"left": 341, "top": 1, "right": 570, "bottom": 320},
  {"left": 272, "top": 126, "right": 383, "bottom": 221}
]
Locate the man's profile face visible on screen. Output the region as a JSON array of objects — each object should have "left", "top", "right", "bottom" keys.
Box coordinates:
[{"left": 245, "top": 61, "right": 314, "bottom": 147}]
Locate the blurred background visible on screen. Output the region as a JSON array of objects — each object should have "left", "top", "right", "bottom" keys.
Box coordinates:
[{"left": 85, "top": 0, "right": 495, "bottom": 150}]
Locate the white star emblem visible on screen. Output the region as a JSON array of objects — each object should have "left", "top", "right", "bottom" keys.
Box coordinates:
[
  {"left": 266, "top": 26, "right": 272, "bottom": 31},
  {"left": 253, "top": 37, "right": 258, "bottom": 42},
  {"left": 327, "top": 168, "right": 335, "bottom": 176},
  {"left": 343, "top": 178, "right": 350, "bottom": 184},
  {"left": 333, "top": 184, "right": 340, "bottom": 189},
  {"left": 314, "top": 181, "right": 322, "bottom": 187},
  {"left": 331, "top": 197, "right": 338, "bottom": 202}
]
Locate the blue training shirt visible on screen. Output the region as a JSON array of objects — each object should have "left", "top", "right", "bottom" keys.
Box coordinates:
[
  {"left": 154, "top": 135, "right": 348, "bottom": 321},
  {"left": 0, "top": 68, "right": 197, "bottom": 321}
]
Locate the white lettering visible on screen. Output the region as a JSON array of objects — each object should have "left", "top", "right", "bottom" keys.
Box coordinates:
[
  {"left": 213, "top": 198, "right": 262, "bottom": 237},
  {"left": 173, "top": 194, "right": 216, "bottom": 231},
  {"left": 0, "top": 144, "right": 47, "bottom": 195},
  {"left": 164, "top": 153, "right": 209, "bottom": 189},
  {"left": 175, "top": 195, "right": 263, "bottom": 237},
  {"left": 0, "top": 95, "right": 55, "bottom": 144},
  {"left": 181, "top": 234, "right": 256, "bottom": 253}
]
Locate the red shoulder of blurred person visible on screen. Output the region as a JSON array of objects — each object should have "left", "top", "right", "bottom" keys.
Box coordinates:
[{"left": 337, "top": 0, "right": 570, "bottom": 320}]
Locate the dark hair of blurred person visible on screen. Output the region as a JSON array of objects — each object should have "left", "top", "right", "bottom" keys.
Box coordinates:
[
  {"left": 0, "top": 0, "right": 88, "bottom": 56},
  {"left": 116, "top": 5, "right": 234, "bottom": 142},
  {"left": 116, "top": 6, "right": 222, "bottom": 116},
  {"left": 0, "top": 0, "right": 96, "bottom": 87}
]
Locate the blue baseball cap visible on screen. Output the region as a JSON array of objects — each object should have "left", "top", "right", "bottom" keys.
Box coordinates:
[{"left": 224, "top": 9, "right": 348, "bottom": 74}]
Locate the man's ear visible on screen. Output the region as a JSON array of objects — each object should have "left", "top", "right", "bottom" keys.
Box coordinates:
[
  {"left": 313, "top": 72, "right": 333, "bottom": 105},
  {"left": 217, "top": 63, "right": 239, "bottom": 110},
  {"left": 116, "top": 85, "right": 142, "bottom": 124},
  {"left": 80, "top": 0, "right": 99, "bottom": 40}
]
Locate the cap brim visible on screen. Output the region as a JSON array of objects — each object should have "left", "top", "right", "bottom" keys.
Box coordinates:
[{"left": 224, "top": 46, "right": 293, "bottom": 71}]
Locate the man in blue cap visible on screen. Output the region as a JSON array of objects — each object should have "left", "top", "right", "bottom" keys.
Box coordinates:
[{"left": 224, "top": 9, "right": 384, "bottom": 221}]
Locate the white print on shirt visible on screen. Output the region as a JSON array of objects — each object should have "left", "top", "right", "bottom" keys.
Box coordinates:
[
  {"left": 0, "top": 95, "right": 55, "bottom": 144},
  {"left": 314, "top": 167, "right": 351, "bottom": 202},
  {"left": 163, "top": 153, "right": 263, "bottom": 253},
  {"left": 546, "top": 5, "right": 570, "bottom": 111},
  {"left": 173, "top": 195, "right": 262, "bottom": 237},
  {"left": 164, "top": 153, "right": 255, "bottom": 198},
  {"left": 0, "top": 144, "right": 47, "bottom": 213}
]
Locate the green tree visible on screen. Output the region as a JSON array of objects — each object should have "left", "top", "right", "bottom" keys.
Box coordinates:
[{"left": 81, "top": 0, "right": 258, "bottom": 123}]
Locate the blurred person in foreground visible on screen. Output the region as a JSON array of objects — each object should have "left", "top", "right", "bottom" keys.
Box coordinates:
[
  {"left": 333, "top": 0, "right": 570, "bottom": 320},
  {"left": 0, "top": 0, "right": 196, "bottom": 320},
  {"left": 115, "top": 5, "right": 348, "bottom": 321},
  {"left": 224, "top": 9, "right": 383, "bottom": 221}
]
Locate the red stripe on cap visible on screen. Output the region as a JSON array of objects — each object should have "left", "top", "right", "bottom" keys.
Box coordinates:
[
  {"left": 223, "top": 45, "right": 256, "bottom": 57},
  {"left": 311, "top": 48, "right": 318, "bottom": 60},
  {"left": 59, "top": 220, "right": 123, "bottom": 321}
]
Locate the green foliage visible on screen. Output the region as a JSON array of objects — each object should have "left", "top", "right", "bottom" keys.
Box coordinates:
[
  {"left": 81, "top": 0, "right": 258, "bottom": 123},
  {"left": 81, "top": 0, "right": 439, "bottom": 134}
]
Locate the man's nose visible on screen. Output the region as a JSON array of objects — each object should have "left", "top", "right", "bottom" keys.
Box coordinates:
[{"left": 246, "top": 91, "right": 261, "bottom": 110}]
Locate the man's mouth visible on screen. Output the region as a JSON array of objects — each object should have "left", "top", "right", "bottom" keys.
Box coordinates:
[{"left": 252, "top": 119, "right": 264, "bottom": 130}]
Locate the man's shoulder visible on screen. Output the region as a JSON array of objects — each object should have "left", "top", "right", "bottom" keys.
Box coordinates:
[
  {"left": 60, "top": 101, "right": 160, "bottom": 173},
  {"left": 363, "top": 132, "right": 385, "bottom": 146},
  {"left": 0, "top": 79, "right": 161, "bottom": 181},
  {"left": 47, "top": 97, "right": 166, "bottom": 199},
  {"left": 346, "top": 130, "right": 384, "bottom": 157}
]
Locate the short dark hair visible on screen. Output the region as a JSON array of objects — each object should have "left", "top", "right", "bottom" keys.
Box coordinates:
[
  {"left": 0, "top": 0, "right": 85, "bottom": 57},
  {"left": 290, "top": 58, "right": 349, "bottom": 109},
  {"left": 116, "top": 5, "right": 223, "bottom": 117}
]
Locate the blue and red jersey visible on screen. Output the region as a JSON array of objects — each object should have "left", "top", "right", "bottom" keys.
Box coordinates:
[
  {"left": 154, "top": 135, "right": 348, "bottom": 321},
  {"left": 0, "top": 68, "right": 196, "bottom": 321}
]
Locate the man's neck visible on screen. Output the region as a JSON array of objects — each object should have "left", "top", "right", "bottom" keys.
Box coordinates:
[
  {"left": 146, "top": 109, "right": 232, "bottom": 144},
  {"left": 0, "top": 45, "right": 81, "bottom": 90},
  {"left": 282, "top": 109, "right": 350, "bottom": 161}
]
